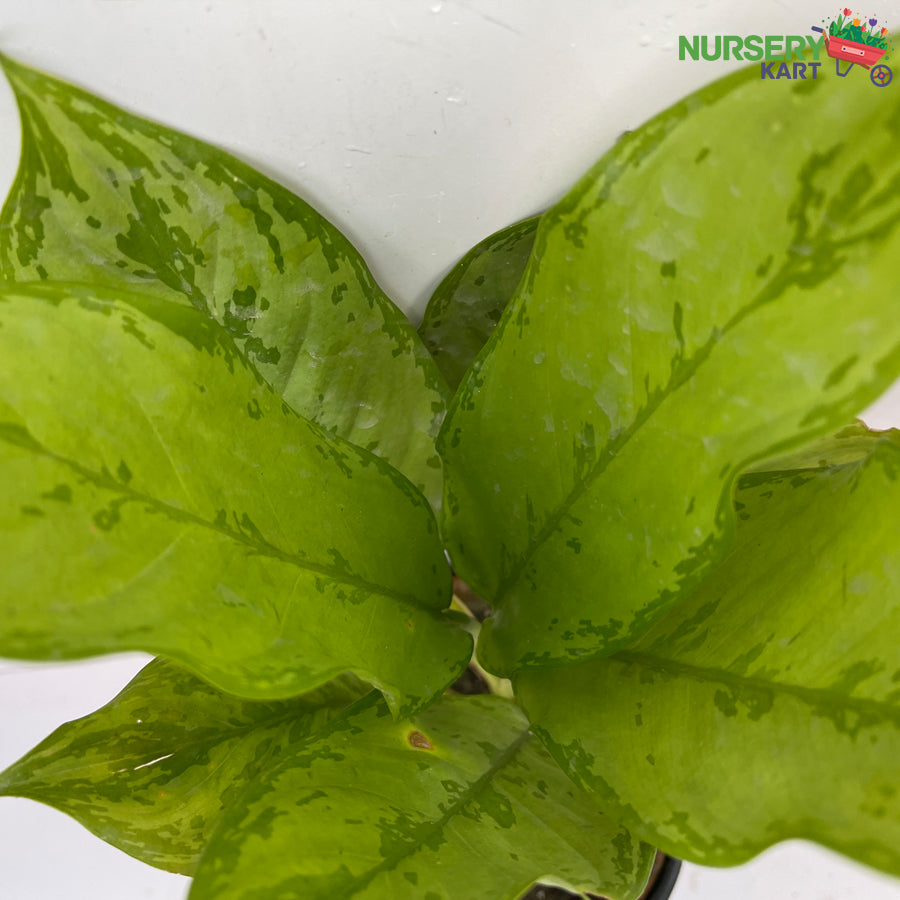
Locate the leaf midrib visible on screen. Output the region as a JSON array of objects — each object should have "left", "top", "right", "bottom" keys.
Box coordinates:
[
  {"left": 0, "top": 672, "right": 373, "bottom": 796},
  {"left": 1, "top": 706, "right": 295, "bottom": 791},
  {"left": 0, "top": 423, "right": 429, "bottom": 613},
  {"left": 492, "top": 270, "right": 780, "bottom": 603},
  {"left": 493, "top": 199, "right": 900, "bottom": 608},
  {"left": 334, "top": 728, "right": 533, "bottom": 897},
  {"left": 615, "top": 650, "right": 900, "bottom": 726}
]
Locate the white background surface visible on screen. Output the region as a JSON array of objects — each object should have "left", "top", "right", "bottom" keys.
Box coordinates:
[{"left": 0, "top": 1, "right": 899, "bottom": 898}]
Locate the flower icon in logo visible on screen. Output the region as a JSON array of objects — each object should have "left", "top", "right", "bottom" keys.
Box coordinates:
[{"left": 818, "top": 8, "right": 893, "bottom": 84}]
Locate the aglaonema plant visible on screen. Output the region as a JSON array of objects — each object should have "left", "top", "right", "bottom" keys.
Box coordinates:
[{"left": 0, "top": 48, "right": 898, "bottom": 900}]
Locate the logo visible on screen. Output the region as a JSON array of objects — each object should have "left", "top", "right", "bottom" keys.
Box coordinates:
[
  {"left": 679, "top": 8, "right": 894, "bottom": 86},
  {"left": 815, "top": 9, "right": 893, "bottom": 85}
]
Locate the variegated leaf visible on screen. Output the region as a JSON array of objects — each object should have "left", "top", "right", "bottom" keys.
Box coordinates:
[
  {"left": 439, "top": 63, "right": 900, "bottom": 675},
  {"left": 519, "top": 424, "right": 900, "bottom": 874},
  {"left": 0, "top": 281, "right": 470, "bottom": 714},
  {"left": 0, "top": 53, "right": 447, "bottom": 507},
  {"left": 419, "top": 216, "right": 539, "bottom": 390},
  {"left": 189, "top": 692, "right": 654, "bottom": 900},
  {"left": 0, "top": 660, "right": 369, "bottom": 874},
  {"left": 0, "top": 664, "right": 653, "bottom": 899}
]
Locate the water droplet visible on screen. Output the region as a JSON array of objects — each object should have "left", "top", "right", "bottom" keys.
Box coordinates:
[
  {"left": 429, "top": 0, "right": 444, "bottom": 11},
  {"left": 354, "top": 403, "right": 380, "bottom": 430},
  {"left": 639, "top": 34, "right": 652, "bottom": 47}
]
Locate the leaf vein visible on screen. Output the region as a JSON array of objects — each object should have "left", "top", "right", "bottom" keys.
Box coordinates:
[{"left": 0, "top": 424, "right": 426, "bottom": 612}]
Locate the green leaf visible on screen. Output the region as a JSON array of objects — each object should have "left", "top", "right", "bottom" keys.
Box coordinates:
[
  {"left": 0, "top": 659, "right": 369, "bottom": 874},
  {"left": 518, "top": 424, "right": 900, "bottom": 874},
  {"left": 1, "top": 662, "right": 653, "bottom": 899},
  {"left": 0, "top": 281, "right": 470, "bottom": 714},
  {"left": 419, "top": 216, "right": 539, "bottom": 390},
  {"left": 439, "top": 63, "right": 900, "bottom": 675},
  {"left": 0, "top": 54, "right": 447, "bottom": 507},
  {"left": 189, "top": 692, "right": 654, "bottom": 900}
]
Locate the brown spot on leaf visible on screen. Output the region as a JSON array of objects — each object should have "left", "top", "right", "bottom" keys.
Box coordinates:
[{"left": 408, "top": 731, "right": 433, "bottom": 750}]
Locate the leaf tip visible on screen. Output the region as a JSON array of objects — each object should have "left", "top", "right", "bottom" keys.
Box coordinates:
[
  {"left": 0, "top": 51, "right": 42, "bottom": 96},
  {"left": 0, "top": 50, "right": 23, "bottom": 79}
]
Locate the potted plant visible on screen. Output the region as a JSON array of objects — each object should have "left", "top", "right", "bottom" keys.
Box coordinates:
[{"left": 0, "top": 39, "right": 898, "bottom": 900}]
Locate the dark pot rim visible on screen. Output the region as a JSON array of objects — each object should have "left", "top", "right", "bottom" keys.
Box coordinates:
[
  {"left": 642, "top": 854, "right": 682, "bottom": 900},
  {"left": 523, "top": 851, "right": 681, "bottom": 900}
]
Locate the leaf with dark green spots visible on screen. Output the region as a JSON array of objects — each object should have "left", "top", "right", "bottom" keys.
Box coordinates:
[
  {"left": 419, "top": 216, "right": 539, "bottom": 390},
  {"left": 0, "top": 281, "right": 470, "bottom": 715},
  {"left": 0, "top": 54, "right": 447, "bottom": 507},
  {"left": 0, "top": 659, "right": 369, "bottom": 874},
  {"left": 188, "top": 692, "right": 654, "bottom": 900},
  {"left": 439, "top": 61, "right": 900, "bottom": 676},
  {"left": 518, "top": 424, "right": 900, "bottom": 874}
]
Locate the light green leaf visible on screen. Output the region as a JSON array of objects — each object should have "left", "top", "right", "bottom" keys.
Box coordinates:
[
  {"left": 439, "top": 63, "right": 900, "bottom": 675},
  {"left": 0, "top": 54, "right": 447, "bottom": 506},
  {"left": 419, "top": 216, "right": 539, "bottom": 390},
  {"left": 518, "top": 424, "right": 900, "bottom": 874},
  {"left": 0, "top": 281, "right": 470, "bottom": 714},
  {"left": 190, "top": 692, "right": 654, "bottom": 900},
  {"left": 0, "top": 659, "right": 369, "bottom": 874},
  {"left": 1, "top": 662, "right": 653, "bottom": 899}
]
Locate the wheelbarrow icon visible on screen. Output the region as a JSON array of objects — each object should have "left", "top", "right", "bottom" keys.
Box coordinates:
[{"left": 811, "top": 25, "right": 892, "bottom": 85}]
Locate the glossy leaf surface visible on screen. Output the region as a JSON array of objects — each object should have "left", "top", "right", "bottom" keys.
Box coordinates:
[
  {"left": 0, "top": 660, "right": 369, "bottom": 874},
  {"left": 191, "top": 693, "right": 654, "bottom": 900},
  {"left": 0, "top": 281, "right": 470, "bottom": 714},
  {"left": 0, "top": 665, "right": 653, "bottom": 899},
  {"left": 519, "top": 425, "right": 900, "bottom": 873},
  {"left": 439, "top": 64, "right": 900, "bottom": 675},
  {"left": 0, "top": 54, "right": 447, "bottom": 506},
  {"left": 419, "top": 216, "right": 539, "bottom": 390}
]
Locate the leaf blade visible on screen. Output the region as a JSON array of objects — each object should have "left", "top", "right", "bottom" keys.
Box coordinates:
[
  {"left": 439, "top": 63, "right": 900, "bottom": 674},
  {"left": 0, "top": 663, "right": 653, "bottom": 900},
  {"left": 0, "top": 53, "right": 447, "bottom": 506},
  {"left": 518, "top": 425, "right": 900, "bottom": 874},
  {"left": 419, "top": 216, "right": 539, "bottom": 390},
  {"left": 0, "top": 281, "right": 470, "bottom": 713},
  {"left": 189, "top": 693, "right": 654, "bottom": 900},
  {"left": 0, "top": 660, "right": 369, "bottom": 874}
]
